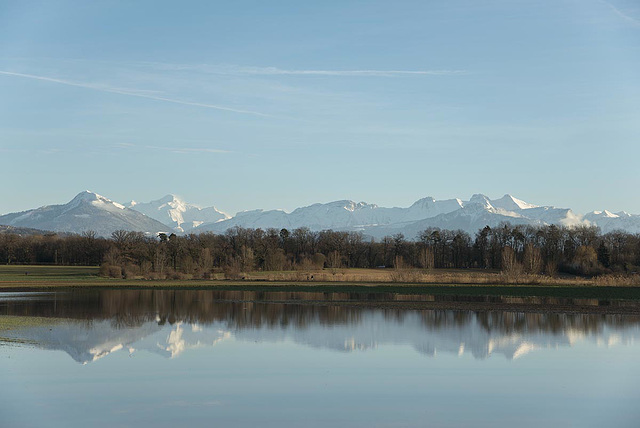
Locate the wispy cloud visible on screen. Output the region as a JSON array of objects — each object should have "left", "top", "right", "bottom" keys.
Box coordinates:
[
  {"left": 599, "top": 0, "right": 640, "bottom": 26},
  {"left": 223, "top": 66, "right": 466, "bottom": 77},
  {"left": 0, "top": 70, "right": 272, "bottom": 117},
  {"left": 163, "top": 400, "right": 224, "bottom": 408},
  {"left": 116, "top": 143, "right": 232, "bottom": 155},
  {"left": 148, "top": 145, "right": 232, "bottom": 154},
  {"left": 149, "top": 62, "right": 467, "bottom": 77}
]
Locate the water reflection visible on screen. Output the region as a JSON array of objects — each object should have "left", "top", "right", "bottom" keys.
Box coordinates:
[{"left": 1, "top": 289, "right": 639, "bottom": 364}]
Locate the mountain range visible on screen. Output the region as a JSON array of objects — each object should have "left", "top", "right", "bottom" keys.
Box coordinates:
[{"left": 1, "top": 190, "right": 639, "bottom": 238}]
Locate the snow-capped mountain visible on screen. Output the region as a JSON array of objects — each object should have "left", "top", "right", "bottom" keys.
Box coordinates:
[
  {"left": 196, "top": 196, "right": 467, "bottom": 234},
  {"left": 2, "top": 191, "right": 640, "bottom": 238},
  {"left": 129, "top": 194, "right": 230, "bottom": 232},
  {"left": 196, "top": 193, "right": 594, "bottom": 238},
  {"left": 0, "top": 191, "right": 169, "bottom": 237},
  {"left": 584, "top": 210, "right": 640, "bottom": 234},
  {"left": 364, "top": 194, "right": 587, "bottom": 238}
]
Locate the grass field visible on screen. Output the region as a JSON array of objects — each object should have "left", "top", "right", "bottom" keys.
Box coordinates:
[
  {"left": 0, "top": 265, "right": 104, "bottom": 284},
  {"left": 1, "top": 265, "right": 640, "bottom": 300}
]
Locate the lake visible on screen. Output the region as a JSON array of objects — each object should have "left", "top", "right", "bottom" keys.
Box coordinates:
[{"left": 1, "top": 289, "right": 639, "bottom": 428}]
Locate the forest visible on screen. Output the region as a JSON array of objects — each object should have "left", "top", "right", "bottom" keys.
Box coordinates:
[{"left": 1, "top": 223, "right": 639, "bottom": 281}]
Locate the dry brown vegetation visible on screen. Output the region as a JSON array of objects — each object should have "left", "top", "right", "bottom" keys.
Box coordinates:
[
  {"left": 2, "top": 265, "right": 640, "bottom": 289},
  {"left": 592, "top": 274, "right": 640, "bottom": 287},
  {"left": 235, "top": 268, "right": 640, "bottom": 287}
]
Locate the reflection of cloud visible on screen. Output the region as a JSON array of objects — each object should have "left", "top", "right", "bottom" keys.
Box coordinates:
[{"left": 0, "top": 70, "right": 271, "bottom": 117}]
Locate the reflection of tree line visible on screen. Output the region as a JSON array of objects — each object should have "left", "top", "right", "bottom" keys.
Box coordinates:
[
  {"left": 2, "top": 289, "right": 639, "bottom": 334},
  {"left": 416, "top": 310, "right": 631, "bottom": 337}
]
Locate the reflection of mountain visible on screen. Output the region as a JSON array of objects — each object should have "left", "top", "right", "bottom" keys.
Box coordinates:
[
  {"left": 2, "top": 290, "right": 640, "bottom": 364},
  {"left": 5, "top": 319, "right": 164, "bottom": 364}
]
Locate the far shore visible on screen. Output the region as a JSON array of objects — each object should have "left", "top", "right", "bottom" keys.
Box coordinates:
[
  {"left": 1, "top": 265, "right": 640, "bottom": 306},
  {"left": 1, "top": 264, "right": 639, "bottom": 285}
]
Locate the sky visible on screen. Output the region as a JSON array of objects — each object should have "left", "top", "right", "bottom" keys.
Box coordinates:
[{"left": 1, "top": 0, "right": 639, "bottom": 216}]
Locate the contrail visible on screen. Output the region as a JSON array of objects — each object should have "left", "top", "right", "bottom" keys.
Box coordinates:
[
  {"left": 231, "top": 67, "right": 466, "bottom": 77},
  {"left": 0, "top": 70, "right": 272, "bottom": 117},
  {"left": 598, "top": 0, "right": 640, "bottom": 26},
  {"left": 147, "top": 62, "right": 467, "bottom": 77}
]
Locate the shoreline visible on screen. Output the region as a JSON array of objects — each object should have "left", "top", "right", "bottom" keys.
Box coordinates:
[
  {"left": 2, "top": 282, "right": 640, "bottom": 316},
  {"left": 2, "top": 266, "right": 640, "bottom": 315},
  {"left": 2, "top": 280, "right": 640, "bottom": 298}
]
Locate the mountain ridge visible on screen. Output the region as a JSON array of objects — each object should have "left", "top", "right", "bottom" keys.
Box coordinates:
[
  {"left": 129, "top": 194, "right": 230, "bottom": 232},
  {"left": 0, "top": 191, "right": 169, "bottom": 237},
  {"left": 1, "top": 191, "right": 639, "bottom": 238}
]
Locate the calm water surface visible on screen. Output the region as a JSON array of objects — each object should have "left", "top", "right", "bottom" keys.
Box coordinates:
[{"left": 1, "top": 289, "right": 639, "bottom": 428}]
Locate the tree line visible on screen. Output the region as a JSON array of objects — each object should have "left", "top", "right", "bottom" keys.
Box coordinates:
[{"left": 0, "top": 224, "right": 638, "bottom": 279}]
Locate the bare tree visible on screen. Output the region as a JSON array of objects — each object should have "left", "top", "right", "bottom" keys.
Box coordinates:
[{"left": 523, "top": 243, "right": 542, "bottom": 274}]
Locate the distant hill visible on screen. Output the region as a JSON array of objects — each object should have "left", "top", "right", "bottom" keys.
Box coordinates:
[{"left": 0, "top": 225, "right": 53, "bottom": 236}]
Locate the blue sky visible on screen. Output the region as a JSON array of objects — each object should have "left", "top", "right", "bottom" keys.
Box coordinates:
[{"left": 1, "top": 0, "right": 639, "bottom": 216}]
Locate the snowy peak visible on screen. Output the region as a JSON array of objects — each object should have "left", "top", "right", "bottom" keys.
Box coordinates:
[
  {"left": 0, "top": 191, "right": 168, "bottom": 237},
  {"left": 70, "top": 190, "right": 102, "bottom": 203},
  {"left": 404, "top": 197, "right": 464, "bottom": 221},
  {"left": 490, "top": 194, "right": 538, "bottom": 211},
  {"left": 410, "top": 196, "right": 436, "bottom": 207},
  {"left": 590, "top": 210, "right": 619, "bottom": 218},
  {"left": 158, "top": 194, "right": 181, "bottom": 204},
  {"left": 410, "top": 196, "right": 464, "bottom": 211},
  {"left": 66, "top": 191, "right": 126, "bottom": 213},
  {"left": 468, "top": 194, "right": 494, "bottom": 209},
  {"left": 128, "top": 195, "right": 230, "bottom": 232}
]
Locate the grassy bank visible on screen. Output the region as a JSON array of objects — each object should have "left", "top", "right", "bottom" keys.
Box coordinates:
[
  {"left": 1, "top": 265, "right": 640, "bottom": 301},
  {"left": 0, "top": 265, "right": 101, "bottom": 281},
  {"left": 2, "top": 265, "right": 639, "bottom": 286}
]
